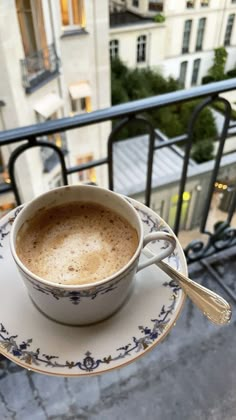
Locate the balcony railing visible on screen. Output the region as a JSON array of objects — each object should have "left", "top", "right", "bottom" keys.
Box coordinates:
[
  {"left": 0, "top": 79, "right": 236, "bottom": 271},
  {"left": 20, "top": 43, "right": 60, "bottom": 94}
]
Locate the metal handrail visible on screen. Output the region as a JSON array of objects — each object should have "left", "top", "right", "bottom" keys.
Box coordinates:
[{"left": 0, "top": 78, "right": 235, "bottom": 145}]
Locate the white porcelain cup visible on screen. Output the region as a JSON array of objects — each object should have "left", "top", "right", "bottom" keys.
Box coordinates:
[{"left": 10, "top": 185, "right": 176, "bottom": 325}]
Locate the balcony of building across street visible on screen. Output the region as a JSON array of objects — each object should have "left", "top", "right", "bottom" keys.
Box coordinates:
[{"left": 20, "top": 43, "right": 60, "bottom": 94}]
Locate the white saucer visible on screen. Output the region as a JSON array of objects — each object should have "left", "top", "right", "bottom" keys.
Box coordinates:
[{"left": 0, "top": 198, "right": 187, "bottom": 377}]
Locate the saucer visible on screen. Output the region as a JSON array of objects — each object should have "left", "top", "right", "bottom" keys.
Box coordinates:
[{"left": 0, "top": 198, "right": 187, "bottom": 377}]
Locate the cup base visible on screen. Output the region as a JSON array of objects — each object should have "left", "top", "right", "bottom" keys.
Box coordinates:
[{"left": 29, "top": 285, "right": 135, "bottom": 326}]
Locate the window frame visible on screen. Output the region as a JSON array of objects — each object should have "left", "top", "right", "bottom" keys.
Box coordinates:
[
  {"left": 77, "top": 153, "right": 96, "bottom": 183},
  {"left": 201, "top": 0, "right": 209, "bottom": 6},
  {"left": 137, "top": 35, "right": 147, "bottom": 63},
  {"left": 109, "top": 39, "right": 119, "bottom": 60},
  {"left": 196, "top": 17, "right": 206, "bottom": 51},
  {"left": 191, "top": 58, "right": 201, "bottom": 86},
  {"left": 179, "top": 61, "right": 188, "bottom": 87},
  {"left": 60, "top": 0, "right": 86, "bottom": 31},
  {"left": 71, "top": 96, "right": 91, "bottom": 114},
  {"left": 182, "top": 20, "right": 192, "bottom": 54},
  {"left": 224, "top": 14, "right": 235, "bottom": 46},
  {"left": 16, "top": 0, "right": 46, "bottom": 56},
  {"left": 186, "top": 1, "right": 195, "bottom": 9}
]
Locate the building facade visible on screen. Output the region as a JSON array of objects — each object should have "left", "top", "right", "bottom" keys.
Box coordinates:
[
  {"left": 0, "top": 0, "right": 110, "bottom": 210},
  {"left": 109, "top": 0, "right": 236, "bottom": 88}
]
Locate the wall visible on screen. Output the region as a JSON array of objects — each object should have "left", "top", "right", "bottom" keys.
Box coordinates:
[
  {"left": 57, "top": 0, "right": 111, "bottom": 187},
  {"left": 110, "top": 22, "right": 166, "bottom": 68},
  {"left": 110, "top": 0, "right": 236, "bottom": 87},
  {"left": 0, "top": 0, "right": 111, "bottom": 204}
]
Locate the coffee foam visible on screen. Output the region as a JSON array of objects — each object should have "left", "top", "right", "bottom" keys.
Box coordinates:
[{"left": 16, "top": 202, "right": 138, "bottom": 285}]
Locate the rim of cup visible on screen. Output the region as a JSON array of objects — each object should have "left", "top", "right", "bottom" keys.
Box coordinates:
[{"left": 10, "top": 185, "right": 144, "bottom": 290}]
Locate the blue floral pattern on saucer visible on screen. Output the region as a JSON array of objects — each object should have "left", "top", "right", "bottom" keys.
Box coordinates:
[{"left": 0, "top": 282, "right": 179, "bottom": 372}]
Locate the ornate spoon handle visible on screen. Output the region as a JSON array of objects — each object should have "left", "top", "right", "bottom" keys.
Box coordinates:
[{"left": 143, "top": 250, "right": 232, "bottom": 325}]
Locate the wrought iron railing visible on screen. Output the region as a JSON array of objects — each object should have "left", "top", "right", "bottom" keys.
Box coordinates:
[
  {"left": 0, "top": 79, "right": 236, "bottom": 263},
  {"left": 20, "top": 43, "right": 60, "bottom": 94}
]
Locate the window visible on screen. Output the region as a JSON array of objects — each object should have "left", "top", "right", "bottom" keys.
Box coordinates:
[
  {"left": 191, "top": 59, "right": 201, "bottom": 85},
  {"left": 137, "top": 35, "right": 147, "bottom": 63},
  {"left": 132, "top": 0, "right": 139, "bottom": 6},
  {"left": 182, "top": 20, "right": 192, "bottom": 54},
  {"left": 16, "top": 0, "right": 46, "bottom": 56},
  {"left": 69, "top": 81, "right": 91, "bottom": 114},
  {"left": 196, "top": 18, "right": 206, "bottom": 51},
  {"left": 224, "top": 14, "right": 235, "bottom": 46},
  {"left": 77, "top": 154, "right": 96, "bottom": 183},
  {"left": 109, "top": 40, "right": 119, "bottom": 60},
  {"left": 71, "top": 96, "right": 91, "bottom": 113},
  {"left": 201, "top": 0, "right": 209, "bottom": 6},
  {"left": 179, "top": 61, "right": 188, "bottom": 86},
  {"left": 186, "top": 1, "right": 195, "bottom": 8},
  {"left": 148, "top": 0, "right": 163, "bottom": 11},
  {"left": 60, "top": 0, "right": 86, "bottom": 29}
]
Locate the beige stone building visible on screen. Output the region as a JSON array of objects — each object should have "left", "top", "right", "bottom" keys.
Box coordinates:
[
  {"left": 110, "top": 0, "right": 236, "bottom": 87},
  {"left": 0, "top": 0, "right": 110, "bottom": 210}
]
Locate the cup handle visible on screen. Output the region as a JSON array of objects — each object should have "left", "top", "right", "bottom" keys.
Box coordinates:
[{"left": 137, "top": 232, "right": 176, "bottom": 272}]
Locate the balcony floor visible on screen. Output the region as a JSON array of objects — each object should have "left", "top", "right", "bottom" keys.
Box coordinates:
[{"left": 0, "top": 247, "right": 236, "bottom": 419}]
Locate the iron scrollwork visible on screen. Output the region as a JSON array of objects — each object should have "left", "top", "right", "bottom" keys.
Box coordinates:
[{"left": 185, "top": 221, "right": 236, "bottom": 263}]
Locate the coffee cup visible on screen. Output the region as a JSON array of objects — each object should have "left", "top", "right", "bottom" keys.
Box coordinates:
[{"left": 10, "top": 185, "right": 176, "bottom": 325}]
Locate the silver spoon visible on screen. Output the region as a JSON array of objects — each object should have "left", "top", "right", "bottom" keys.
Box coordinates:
[{"left": 143, "top": 248, "right": 232, "bottom": 325}]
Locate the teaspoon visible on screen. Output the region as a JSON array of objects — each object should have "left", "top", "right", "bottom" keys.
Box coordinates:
[{"left": 143, "top": 249, "right": 232, "bottom": 325}]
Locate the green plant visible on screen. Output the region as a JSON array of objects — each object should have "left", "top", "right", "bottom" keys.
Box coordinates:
[
  {"left": 212, "top": 101, "right": 236, "bottom": 120},
  {"left": 208, "top": 47, "right": 228, "bottom": 81},
  {"left": 191, "top": 139, "right": 214, "bottom": 163},
  {"left": 226, "top": 68, "right": 236, "bottom": 78},
  {"left": 154, "top": 14, "right": 165, "bottom": 23},
  {"left": 202, "top": 75, "right": 215, "bottom": 85},
  {"left": 111, "top": 74, "right": 129, "bottom": 105},
  {"left": 111, "top": 58, "right": 217, "bottom": 163}
]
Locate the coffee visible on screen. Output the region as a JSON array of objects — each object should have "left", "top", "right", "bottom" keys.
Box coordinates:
[{"left": 16, "top": 202, "right": 138, "bottom": 285}]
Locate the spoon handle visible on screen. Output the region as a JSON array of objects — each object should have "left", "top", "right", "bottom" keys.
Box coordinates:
[
  {"left": 158, "top": 260, "right": 232, "bottom": 325},
  {"left": 143, "top": 249, "right": 232, "bottom": 325}
]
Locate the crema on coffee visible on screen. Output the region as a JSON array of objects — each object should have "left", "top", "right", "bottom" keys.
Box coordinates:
[{"left": 16, "top": 202, "right": 138, "bottom": 285}]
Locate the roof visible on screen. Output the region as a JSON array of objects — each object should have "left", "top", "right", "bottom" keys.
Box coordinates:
[{"left": 113, "top": 134, "right": 196, "bottom": 195}]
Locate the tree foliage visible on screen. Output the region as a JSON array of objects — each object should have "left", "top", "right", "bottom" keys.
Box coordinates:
[
  {"left": 111, "top": 58, "right": 217, "bottom": 163},
  {"left": 154, "top": 14, "right": 165, "bottom": 23},
  {"left": 208, "top": 47, "right": 228, "bottom": 81}
]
